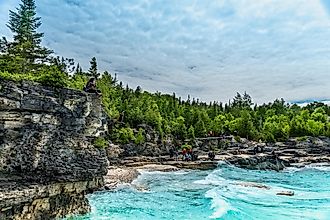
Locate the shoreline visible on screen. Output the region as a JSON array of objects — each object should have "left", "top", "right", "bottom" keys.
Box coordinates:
[
  {"left": 109, "top": 136, "right": 330, "bottom": 172},
  {"left": 103, "top": 159, "right": 330, "bottom": 191}
]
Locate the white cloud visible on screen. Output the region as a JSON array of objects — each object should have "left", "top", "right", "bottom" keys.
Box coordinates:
[{"left": 1, "top": 0, "right": 330, "bottom": 104}]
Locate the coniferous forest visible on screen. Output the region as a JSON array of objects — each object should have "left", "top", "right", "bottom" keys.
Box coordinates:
[{"left": 1, "top": 0, "right": 330, "bottom": 145}]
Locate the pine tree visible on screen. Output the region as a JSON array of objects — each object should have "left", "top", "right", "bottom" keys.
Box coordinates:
[
  {"left": 88, "top": 57, "right": 99, "bottom": 78},
  {"left": 75, "top": 63, "right": 83, "bottom": 75},
  {"left": 2, "top": 0, "right": 52, "bottom": 72},
  {"left": 188, "top": 125, "right": 195, "bottom": 139}
]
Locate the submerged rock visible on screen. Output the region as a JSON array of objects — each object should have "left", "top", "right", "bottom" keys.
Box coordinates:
[
  {"left": 236, "top": 182, "right": 270, "bottom": 190},
  {"left": 276, "top": 191, "right": 295, "bottom": 196},
  {"left": 133, "top": 184, "right": 150, "bottom": 192}
]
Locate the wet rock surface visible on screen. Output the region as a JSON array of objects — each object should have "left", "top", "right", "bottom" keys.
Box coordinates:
[
  {"left": 109, "top": 133, "right": 330, "bottom": 172},
  {"left": 194, "top": 136, "right": 330, "bottom": 171},
  {"left": 104, "top": 167, "right": 140, "bottom": 190}
]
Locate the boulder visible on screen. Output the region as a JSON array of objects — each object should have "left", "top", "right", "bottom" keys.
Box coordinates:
[
  {"left": 226, "top": 155, "right": 289, "bottom": 171},
  {"left": 104, "top": 167, "right": 140, "bottom": 190}
]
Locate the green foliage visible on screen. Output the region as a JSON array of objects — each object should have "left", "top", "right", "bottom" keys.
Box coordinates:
[
  {"left": 262, "top": 131, "right": 276, "bottom": 143},
  {"left": 135, "top": 128, "right": 145, "bottom": 145},
  {"left": 171, "top": 116, "right": 187, "bottom": 139},
  {"left": 113, "top": 127, "right": 136, "bottom": 144},
  {"left": 181, "top": 143, "right": 192, "bottom": 150},
  {"left": 88, "top": 57, "right": 99, "bottom": 79},
  {"left": 229, "top": 110, "right": 256, "bottom": 139},
  {"left": 211, "top": 114, "right": 226, "bottom": 135},
  {"left": 0, "top": 71, "right": 38, "bottom": 82},
  {"left": 234, "top": 135, "right": 241, "bottom": 143},
  {"left": 232, "top": 92, "right": 253, "bottom": 109},
  {"left": 37, "top": 66, "right": 69, "bottom": 87},
  {"left": 2, "top": 0, "right": 52, "bottom": 73},
  {"left": 68, "top": 73, "right": 89, "bottom": 90},
  {"left": 306, "top": 120, "right": 324, "bottom": 137},
  {"left": 187, "top": 125, "right": 195, "bottom": 139},
  {"left": 93, "top": 137, "right": 108, "bottom": 149},
  {"left": 263, "top": 115, "right": 290, "bottom": 141},
  {"left": 326, "top": 123, "right": 330, "bottom": 137},
  {"left": 296, "top": 136, "right": 308, "bottom": 142},
  {"left": 195, "top": 118, "right": 206, "bottom": 137},
  {"left": 0, "top": 66, "right": 69, "bottom": 87}
]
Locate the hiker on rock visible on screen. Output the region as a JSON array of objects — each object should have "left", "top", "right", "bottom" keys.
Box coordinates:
[
  {"left": 208, "top": 151, "right": 215, "bottom": 161},
  {"left": 84, "top": 78, "right": 101, "bottom": 95}
]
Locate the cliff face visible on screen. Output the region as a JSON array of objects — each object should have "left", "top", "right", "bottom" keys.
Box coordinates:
[{"left": 0, "top": 80, "right": 108, "bottom": 219}]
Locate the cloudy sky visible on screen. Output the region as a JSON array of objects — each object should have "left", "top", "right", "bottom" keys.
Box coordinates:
[{"left": 1, "top": 0, "right": 330, "bottom": 104}]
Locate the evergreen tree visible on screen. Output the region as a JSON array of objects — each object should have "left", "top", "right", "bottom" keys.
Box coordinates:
[
  {"left": 1, "top": 0, "right": 52, "bottom": 72},
  {"left": 88, "top": 57, "right": 99, "bottom": 78},
  {"left": 75, "top": 63, "right": 83, "bottom": 75},
  {"left": 187, "top": 125, "right": 195, "bottom": 139}
]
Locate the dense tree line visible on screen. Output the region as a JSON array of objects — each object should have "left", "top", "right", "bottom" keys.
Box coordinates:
[
  {"left": 95, "top": 76, "right": 330, "bottom": 143},
  {"left": 1, "top": 0, "right": 330, "bottom": 145}
]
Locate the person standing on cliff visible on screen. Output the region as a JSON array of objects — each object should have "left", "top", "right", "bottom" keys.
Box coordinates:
[{"left": 84, "top": 78, "right": 101, "bottom": 95}]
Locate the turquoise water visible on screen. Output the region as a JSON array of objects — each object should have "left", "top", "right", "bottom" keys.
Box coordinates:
[{"left": 73, "top": 163, "right": 330, "bottom": 220}]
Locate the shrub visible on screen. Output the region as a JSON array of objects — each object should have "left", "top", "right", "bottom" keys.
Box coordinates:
[
  {"left": 234, "top": 135, "right": 241, "bottom": 143},
  {"left": 262, "top": 131, "right": 276, "bottom": 143},
  {"left": 135, "top": 128, "right": 145, "bottom": 145},
  {"left": 113, "top": 127, "right": 136, "bottom": 144},
  {"left": 0, "top": 71, "right": 40, "bottom": 82},
  {"left": 296, "top": 136, "right": 308, "bottom": 142},
  {"left": 93, "top": 137, "right": 108, "bottom": 149},
  {"left": 0, "top": 65, "right": 69, "bottom": 88},
  {"left": 37, "top": 66, "right": 69, "bottom": 87}
]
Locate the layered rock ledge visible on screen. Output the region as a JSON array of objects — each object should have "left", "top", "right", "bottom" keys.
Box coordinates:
[
  {"left": 107, "top": 134, "right": 330, "bottom": 172},
  {"left": 0, "top": 80, "right": 108, "bottom": 219}
]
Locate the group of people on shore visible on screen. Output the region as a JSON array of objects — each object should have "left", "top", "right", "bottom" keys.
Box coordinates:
[
  {"left": 169, "top": 147, "right": 198, "bottom": 161},
  {"left": 169, "top": 146, "right": 216, "bottom": 162},
  {"left": 181, "top": 148, "right": 198, "bottom": 161}
]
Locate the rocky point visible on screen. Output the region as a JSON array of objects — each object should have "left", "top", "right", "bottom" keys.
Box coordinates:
[{"left": 0, "top": 80, "right": 108, "bottom": 220}]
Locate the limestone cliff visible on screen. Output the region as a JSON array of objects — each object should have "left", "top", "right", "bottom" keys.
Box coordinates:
[{"left": 0, "top": 80, "right": 108, "bottom": 219}]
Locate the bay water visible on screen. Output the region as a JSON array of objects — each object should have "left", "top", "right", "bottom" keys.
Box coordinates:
[{"left": 72, "top": 163, "right": 330, "bottom": 220}]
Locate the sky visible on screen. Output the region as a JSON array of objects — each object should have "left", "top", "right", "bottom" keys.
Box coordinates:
[{"left": 0, "top": 0, "right": 330, "bottom": 104}]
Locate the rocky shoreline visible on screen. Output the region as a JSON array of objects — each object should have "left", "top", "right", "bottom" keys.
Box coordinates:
[
  {"left": 103, "top": 136, "right": 330, "bottom": 191},
  {"left": 108, "top": 135, "right": 330, "bottom": 172}
]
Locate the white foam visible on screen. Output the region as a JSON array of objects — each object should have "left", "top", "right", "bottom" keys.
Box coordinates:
[
  {"left": 285, "top": 163, "right": 330, "bottom": 173},
  {"left": 194, "top": 175, "right": 227, "bottom": 186},
  {"left": 205, "top": 188, "right": 233, "bottom": 219},
  {"left": 194, "top": 169, "right": 227, "bottom": 186}
]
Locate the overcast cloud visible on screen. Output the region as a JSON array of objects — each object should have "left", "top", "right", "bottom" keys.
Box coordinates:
[{"left": 1, "top": 0, "right": 330, "bottom": 104}]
